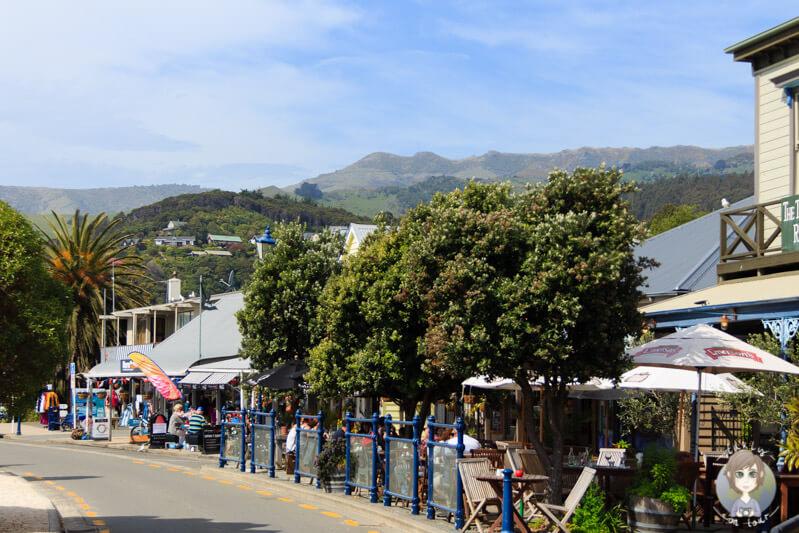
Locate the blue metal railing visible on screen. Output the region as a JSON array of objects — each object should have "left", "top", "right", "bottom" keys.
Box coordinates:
[
  {"left": 250, "top": 409, "right": 276, "bottom": 477},
  {"left": 294, "top": 410, "right": 324, "bottom": 488},
  {"left": 219, "top": 408, "right": 247, "bottom": 472},
  {"left": 383, "top": 414, "right": 421, "bottom": 515},
  {"left": 425, "top": 416, "right": 465, "bottom": 529},
  {"left": 344, "top": 411, "right": 380, "bottom": 503}
]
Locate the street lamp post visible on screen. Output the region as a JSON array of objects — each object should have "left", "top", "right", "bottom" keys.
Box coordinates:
[{"left": 255, "top": 226, "right": 276, "bottom": 260}]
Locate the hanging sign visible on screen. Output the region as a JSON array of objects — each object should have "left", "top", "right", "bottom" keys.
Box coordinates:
[
  {"left": 781, "top": 194, "right": 799, "bottom": 252},
  {"left": 715, "top": 449, "right": 777, "bottom": 527}
]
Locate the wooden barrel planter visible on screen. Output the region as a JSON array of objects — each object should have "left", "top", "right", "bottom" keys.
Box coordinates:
[
  {"left": 322, "top": 472, "right": 346, "bottom": 493},
  {"left": 627, "top": 496, "right": 680, "bottom": 533}
]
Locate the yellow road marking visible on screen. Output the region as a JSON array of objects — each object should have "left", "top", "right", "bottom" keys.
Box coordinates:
[
  {"left": 367, "top": 531, "right": 381, "bottom": 533},
  {"left": 298, "top": 504, "right": 317, "bottom": 509},
  {"left": 74, "top": 498, "right": 84, "bottom": 503},
  {"left": 87, "top": 511, "right": 98, "bottom": 517},
  {"left": 236, "top": 485, "right": 252, "bottom": 490},
  {"left": 100, "top": 529, "right": 110, "bottom": 533},
  {"left": 201, "top": 475, "right": 216, "bottom": 480},
  {"left": 44, "top": 480, "right": 55, "bottom": 485},
  {"left": 55, "top": 486, "right": 65, "bottom": 490},
  {"left": 183, "top": 472, "right": 198, "bottom": 476},
  {"left": 218, "top": 480, "right": 233, "bottom": 485},
  {"left": 24, "top": 472, "right": 34, "bottom": 476},
  {"left": 148, "top": 464, "right": 162, "bottom": 468},
  {"left": 66, "top": 492, "right": 76, "bottom": 496},
  {"left": 34, "top": 476, "right": 42, "bottom": 479},
  {"left": 344, "top": 520, "right": 359, "bottom": 526},
  {"left": 167, "top": 468, "right": 181, "bottom": 472},
  {"left": 80, "top": 504, "right": 91, "bottom": 510},
  {"left": 256, "top": 490, "right": 272, "bottom": 496},
  {"left": 321, "top": 511, "right": 342, "bottom": 518},
  {"left": 133, "top": 460, "right": 144, "bottom": 464},
  {"left": 93, "top": 520, "right": 105, "bottom": 526},
  {"left": 278, "top": 497, "right": 294, "bottom": 502}
]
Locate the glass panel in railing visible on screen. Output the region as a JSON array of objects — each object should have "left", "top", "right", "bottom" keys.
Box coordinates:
[
  {"left": 349, "top": 438, "right": 373, "bottom": 487},
  {"left": 388, "top": 440, "right": 414, "bottom": 498},
  {"left": 431, "top": 445, "right": 458, "bottom": 510},
  {"left": 223, "top": 424, "right": 242, "bottom": 460},
  {"left": 252, "top": 425, "right": 273, "bottom": 466},
  {"left": 298, "top": 431, "right": 319, "bottom": 475}
]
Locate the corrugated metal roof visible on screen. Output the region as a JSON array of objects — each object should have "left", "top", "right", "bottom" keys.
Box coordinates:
[
  {"left": 201, "top": 372, "right": 238, "bottom": 385},
  {"left": 178, "top": 372, "right": 211, "bottom": 385},
  {"left": 636, "top": 196, "right": 754, "bottom": 297}
]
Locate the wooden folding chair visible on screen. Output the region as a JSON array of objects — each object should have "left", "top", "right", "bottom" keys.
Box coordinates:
[
  {"left": 517, "top": 449, "right": 549, "bottom": 515},
  {"left": 534, "top": 466, "right": 596, "bottom": 533},
  {"left": 457, "top": 458, "right": 500, "bottom": 533},
  {"left": 596, "top": 448, "right": 626, "bottom": 467},
  {"left": 470, "top": 448, "right": 504, "bottom": 469}
]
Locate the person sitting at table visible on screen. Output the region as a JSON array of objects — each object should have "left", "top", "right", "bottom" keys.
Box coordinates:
[
  {"left": 187, "top": 406, "right": 206, "bottom": 434},
  {"left": 446, "top": 427, "right": 481, "bottom": 455}
]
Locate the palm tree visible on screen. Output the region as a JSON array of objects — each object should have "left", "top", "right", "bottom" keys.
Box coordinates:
[{"left": 39, "top": 210, "right": 151, "bottom": 372}]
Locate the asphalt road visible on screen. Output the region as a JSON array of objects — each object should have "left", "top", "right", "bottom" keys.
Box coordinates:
[{"left": 1, "top": 439, "right": 405, "bottom": 533}]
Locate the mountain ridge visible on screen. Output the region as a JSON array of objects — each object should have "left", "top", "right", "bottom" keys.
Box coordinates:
[{"left": 294, "top": 145, "right": 753, "bottom": 192}]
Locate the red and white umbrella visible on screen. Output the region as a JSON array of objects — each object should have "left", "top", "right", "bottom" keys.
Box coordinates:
[{"left": 627, "top": 323, "right": 799, "bottom": 459}]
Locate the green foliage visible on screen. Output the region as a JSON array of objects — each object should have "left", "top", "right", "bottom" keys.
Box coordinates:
[
  {"left": 571, "top": 482, "right": 628, "bottom": 533},
  {"left": 617, "top": 392, "right": 679, "bottom": 443},
  {"left": 315, "top": 437, "right": 346, "bottom": 483},
  {"left": 647, "top": 203, "right": 707, "bottom": 236},
  {"left": 0, "top": 201, "right": 70, "bottom": 410},
  {"left": 38, "top": 210, "right": 151, "bottom": 372},
  {"left": 779, "top": 397, "right": 799, "bottom": 471},
  {"left": 628, "top": 445, "right": 691, "bottom": 514},
  {"left": 720, "top": 332, "right": 799, "bottom": 434},
  {"left": 237, "top": 222, "right": 343, "bottom": 372}
]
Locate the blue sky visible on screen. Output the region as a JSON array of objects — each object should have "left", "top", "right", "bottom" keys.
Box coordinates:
[{"left": 0, "top": 2, "right": 796, "bottom": 191}]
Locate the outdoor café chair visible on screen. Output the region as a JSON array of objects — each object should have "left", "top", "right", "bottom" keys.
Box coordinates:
[
  {"left": 516, "top": 449, "right": 549, "bottom": 512},
  {"left": 596, "top": 448, "right": 626, "bottom": 467},
  {"left": 470, "top": 448, "right": 503, "bottom": 469},
  {"left": 534, "top": 466, "right": 596, "bottom": 533},
  {"left": 457, "top": 457, "right": 501, "bottom": 533}
]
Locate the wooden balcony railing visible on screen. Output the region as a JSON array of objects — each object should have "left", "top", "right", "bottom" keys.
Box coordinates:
[{"left": 718, "top": 199, "right": 799, "bottom": 280}]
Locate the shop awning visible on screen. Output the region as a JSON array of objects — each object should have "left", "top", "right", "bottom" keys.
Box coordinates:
[
  {"left": 202, "top": 372, "right": 238, "bottom": 385},
  {"left": 178, "top": 372, "right": 211, "bottom": 385}
]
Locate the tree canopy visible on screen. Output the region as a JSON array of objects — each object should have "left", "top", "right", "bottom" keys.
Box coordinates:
[
  {"left": 0, "top": 201, "right": 70, "bottom": 410},
  {"left": 238, "top": 221, "right": 343, "bottom": 372}
]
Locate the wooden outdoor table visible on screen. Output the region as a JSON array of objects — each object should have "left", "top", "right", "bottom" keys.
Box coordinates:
[
  {"left": 477, "top": 474, "right": 549, "bottom": 533},
  {"left": 562, "top": 464, "right": 635, "bottom": 501},
  {"left": 777, "top": 473, "right": 799, "bottom": 524}
]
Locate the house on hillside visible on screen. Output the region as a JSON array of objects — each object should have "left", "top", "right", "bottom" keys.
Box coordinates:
[
  {"left": 154, "top": 235, "right": 195, "bottom": 247},
  {"left": 207, "top": 234, "right": 243, "bottom": 246},
  {"left": 638, "top": 17, "right": 799, "bottom": 452},
  {"left": 162, "top": 220, "right": 187, "bottom": 232}
]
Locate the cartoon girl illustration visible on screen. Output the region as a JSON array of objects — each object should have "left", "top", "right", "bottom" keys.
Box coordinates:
[{"left": 724, "top": 450, "right": 766, "bottom": 518}]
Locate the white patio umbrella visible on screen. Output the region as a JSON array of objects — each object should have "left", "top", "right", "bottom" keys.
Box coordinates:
[
  {"left": 627, "top": 323, "right": 799, "bottom": 460},
  {"left": 617, "top": 366, "right": 756, "bottom": 394}
]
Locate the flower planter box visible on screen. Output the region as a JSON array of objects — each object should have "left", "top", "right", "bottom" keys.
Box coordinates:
[
  {"left": 321, "top": 472, "right": 346, "bottom": 493},
  {"left": 627, "top": 496, "right": 680, "bottom": 533}
]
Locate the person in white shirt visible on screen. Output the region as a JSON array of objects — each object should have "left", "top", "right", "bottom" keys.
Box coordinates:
[
  {"left": 285, "top": 423, "right": 297, "bottom": 453},
  {"left": 446, "top": 428, "right": 481, "bottom": 455}
]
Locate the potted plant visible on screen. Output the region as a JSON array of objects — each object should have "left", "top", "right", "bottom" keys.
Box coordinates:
[
  {"left": 779, "top": 397, "right": 799, "bottom": 471},
  {"left": 316, "top": 438, "right": 347, "bottom": 493},
  {"left": 627, "top": 445, "right": 691, "bottom": 532}
]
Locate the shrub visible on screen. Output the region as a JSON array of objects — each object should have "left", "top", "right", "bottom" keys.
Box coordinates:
[{"left": 571, "top": 481, "right": 627, "bottom": 533}]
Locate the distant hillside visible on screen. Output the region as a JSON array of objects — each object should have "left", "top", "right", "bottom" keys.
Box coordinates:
[
  {"left": 0, "top": 184, "right": 207, "bottom": 214},
  {"left": 292, "top": 145, "right": 753, "bottom": 192},
  {"left": 627, "top": 171, "right": 754, "bottom": 220},
  {"left": 117, "top": 190, "right": 369, "bottom": 303},
  {"left": 320, "top": 175, "right": 468, "bottom": 217}
]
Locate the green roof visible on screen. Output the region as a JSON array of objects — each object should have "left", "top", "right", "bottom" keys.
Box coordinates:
[
  {"left": 207, "top": 234, "right": 242, "bottom": 242},
  {"left": 725, "top": 17, "right": 799, "bottom": 58}
]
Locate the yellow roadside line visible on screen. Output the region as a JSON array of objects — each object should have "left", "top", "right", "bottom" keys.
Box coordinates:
[
  {"left": 25, "top": 472, "right": 106, "bottom": 527},
  {"left": 134, "top": 461, "right": 383, "bottom": 531}
]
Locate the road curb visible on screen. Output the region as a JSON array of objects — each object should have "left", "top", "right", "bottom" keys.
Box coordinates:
[{"left": 198, "top": 464, "right": 454, "bottom": 533}]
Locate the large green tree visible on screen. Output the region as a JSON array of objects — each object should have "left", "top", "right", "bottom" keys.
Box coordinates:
[
  {"left": 238, "top": 221, "right": 343, "bottom": 371},
  {"left": 308, "top": 225, "right": 458, "bottom": 420},
  {"left": 0, "top": 201, "right": 70, "bottom": 411},
  {"left": 40, "top": 210, "right": 150, "bottom": 372},
  {"left": 405, "top": 171, "right": 649, "bottom": 502}
]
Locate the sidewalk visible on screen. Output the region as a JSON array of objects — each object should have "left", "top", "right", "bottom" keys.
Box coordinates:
[{"left": 0, "top": 472, "right": 60, "bottom": 533}]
